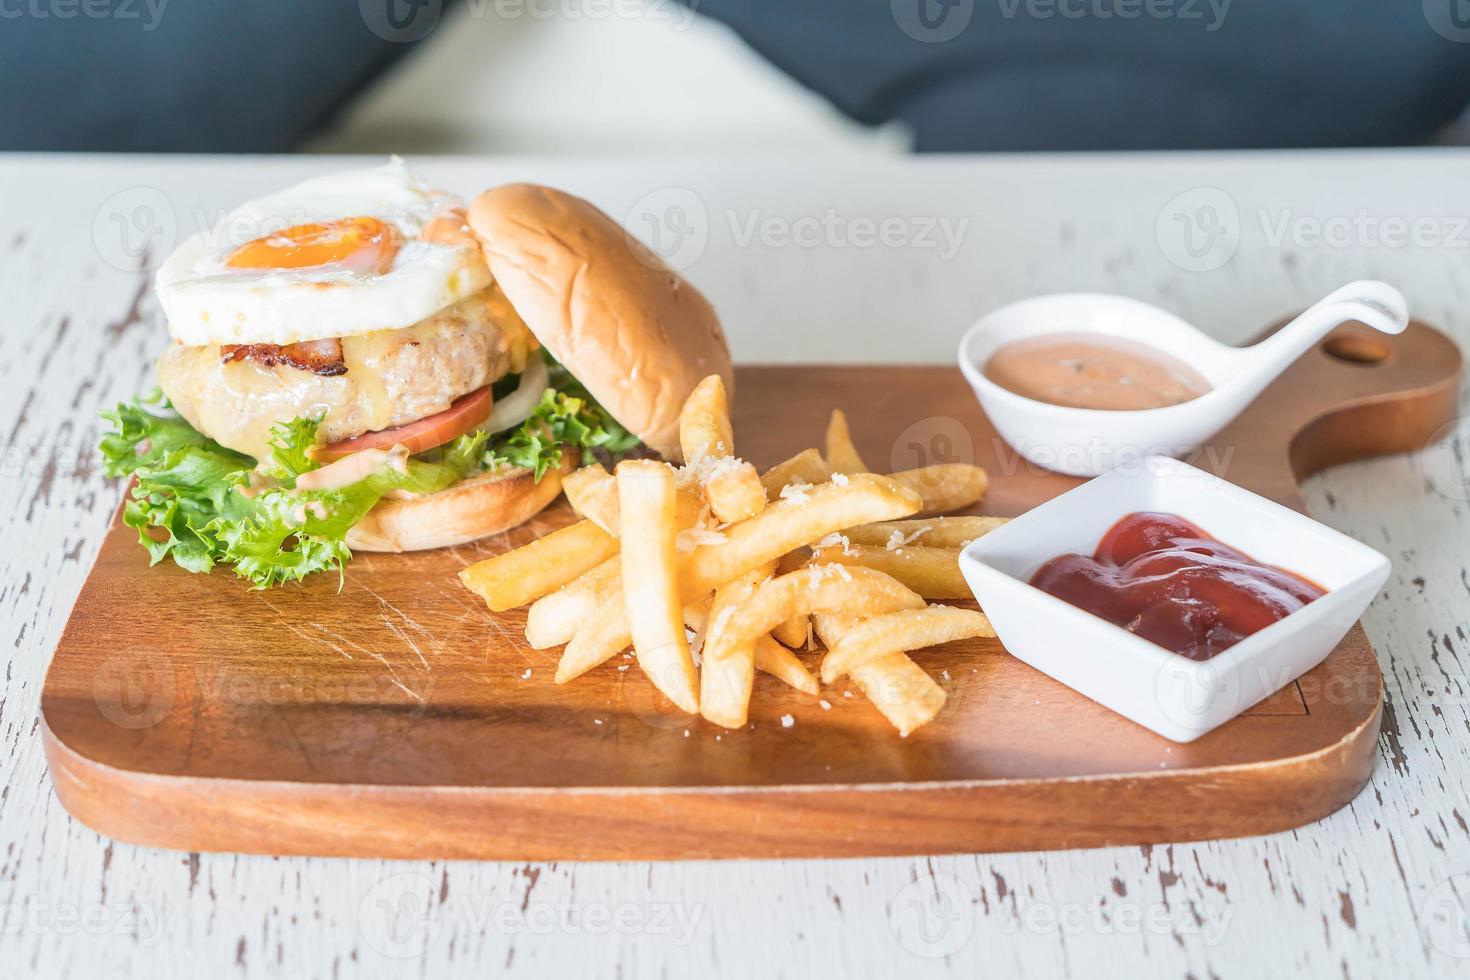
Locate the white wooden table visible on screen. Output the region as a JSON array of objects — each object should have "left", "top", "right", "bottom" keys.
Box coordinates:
[{"left": 4, "top": 152, "right": 1469, "bottom": 978}]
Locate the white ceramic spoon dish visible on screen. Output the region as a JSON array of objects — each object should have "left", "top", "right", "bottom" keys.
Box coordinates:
[{"left": 957, "top": 280, "right": 1409, "bottom": 477}]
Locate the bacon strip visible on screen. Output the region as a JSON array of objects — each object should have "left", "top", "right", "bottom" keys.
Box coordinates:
[{"left": 221, "top": 338, "right": 346, "bottom": 376}]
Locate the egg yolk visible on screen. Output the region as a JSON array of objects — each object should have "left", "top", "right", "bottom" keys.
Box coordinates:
[{"left": 225, "top": 216, "right": 402, "bottom": 275}]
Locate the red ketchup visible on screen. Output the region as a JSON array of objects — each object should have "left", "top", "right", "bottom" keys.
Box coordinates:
[{"left": 1028, "top": 512, "right": 1325, "bottom": 661}]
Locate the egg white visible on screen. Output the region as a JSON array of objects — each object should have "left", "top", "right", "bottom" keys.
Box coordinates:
[{"left": 156, "top": 158, "right": 492, "bottom": 347}]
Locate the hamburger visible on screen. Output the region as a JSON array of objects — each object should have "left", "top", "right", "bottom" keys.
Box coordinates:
[{"left": 100, "top": 161, "right": 731, "bottom": 587}]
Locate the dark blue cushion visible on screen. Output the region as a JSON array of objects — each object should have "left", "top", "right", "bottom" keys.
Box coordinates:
[
  {"left": 0, "top": 0, "right": 448, "bottom": 151},
  {"left": 4, "top": 0, "right": 1468, "bottom": 151},
  {"left": 694, "top": 0, "right": 1470, "bottom": 149}
]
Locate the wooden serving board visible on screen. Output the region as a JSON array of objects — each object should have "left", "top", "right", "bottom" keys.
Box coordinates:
[{"left": 42, "top": 319, "right": 1460, "bottom": 860}]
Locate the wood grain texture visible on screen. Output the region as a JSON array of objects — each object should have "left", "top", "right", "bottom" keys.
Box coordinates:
[
  {"left": 9, "top": 154, "right": 1470, "bottom": 979},
  {"left": 41, "top": 319, "right": 1458, "bottom": 859}
]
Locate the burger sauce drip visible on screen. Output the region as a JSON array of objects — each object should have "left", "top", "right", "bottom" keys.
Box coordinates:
[{"left": 1029, "top": 512, "right": 1325, "bottom": 661}]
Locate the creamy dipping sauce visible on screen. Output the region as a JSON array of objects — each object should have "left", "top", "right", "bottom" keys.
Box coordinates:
[{"left": 983, "top": 333, "right": 1212, "bottom": 410}]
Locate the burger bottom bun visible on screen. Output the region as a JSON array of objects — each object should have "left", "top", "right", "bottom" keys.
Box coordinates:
[{"left": 345, "top": 453, "right": 579, "bottom": 553}]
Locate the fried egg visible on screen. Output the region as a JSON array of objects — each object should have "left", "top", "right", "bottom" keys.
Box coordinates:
[{"left": 156, "top": 158, "right": 492, "bottom": 347}]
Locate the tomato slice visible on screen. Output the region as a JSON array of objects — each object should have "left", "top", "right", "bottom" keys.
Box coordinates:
[{"left": 315, "top": 386, "right": 494, "bottom": 462}]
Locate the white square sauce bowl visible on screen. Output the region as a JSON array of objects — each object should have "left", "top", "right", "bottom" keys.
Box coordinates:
[{"left": 958, "top": 456, "right": 1390, "bottom": 742}]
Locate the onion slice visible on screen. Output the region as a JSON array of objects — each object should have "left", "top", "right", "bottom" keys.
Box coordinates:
[{"left": 484, "top": 356, "right": 550, "bottom": 434}]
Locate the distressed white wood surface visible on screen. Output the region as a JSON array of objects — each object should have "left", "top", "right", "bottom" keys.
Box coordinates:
[{"left": 2, "top": 152, "right": 1469, "bottom": 978}]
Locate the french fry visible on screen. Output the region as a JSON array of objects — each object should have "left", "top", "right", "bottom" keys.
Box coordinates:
[
  {"left": 698, "top": 570, "right": 764, "bottom": 728},
  {"left": 678, "top": 375, "right": 763, "bottom": 522},
  {"left": 686, "top": 474, "right": 921, "bottom": 596},
  {"left": 851, "top": 652, "right": 948, "bottom": 737},
  {"left": 616, "top": 461, "right": 699, "bottom": 714},
  {"left": 888, "top": 464, "right": 989, "bottom": 515},
  {"left": 562, "top": 463, "right": 620, "bottom": 535},
  {"left": 812, "top": 612, "right": 947, "bottom": 736},
  {"left": 753, "top": 639, "right": 819, "bottom": 695},
  {"left": 683, "top": 599, "right": 818, "bottom": 696},
  {"left": 460, "top": 519, "right": 617, "bottom": 612},
  {"left": 824, "top": 409, "right": 868, "bottom": 473},
  {"left": 525, "top": 557, "right": 621, "bottom": 649},
  {"left": 558, "top": 474, "right": 921, "bottom": 682},
  {"left": 679, "top": 374, "right": 735, "bottom": 463},
  {"left": 820, "top": 606, "right": 995, "bottom": 684},
  {"left": 843, "top": 516, "right": 1009, "bottom": 549},
  {"left": 808, "top": 543, "right": 970, "bottom": 600},
  {"left": 682, "top": 560, "right": 775, "bottom": 625},
  {"left": 703, "top": 458, "right": 767, "bottom": 524},
  {"left": 470, "top": 380, "right": 1004, "bottom": 740},
  {"left": 557, "top": 595, "right": 631, "bottom": 682},
  {"left": 565, "top": 463, "right": 705, "bottom": 535},
  {"left": 682, "top": 598, "right": 714, "bottom": 629},
  {"left": 759, "top": 448, "right": 832, "bottom": 499},
  {"left": 776, "top": 549, "right": 810, "bottom": 575},
  {"left": 811, "top": 611, "right": 856, "bottom": 648},
  {"left": 772, "top": 615, "right": 808, "bottom": 649},
  {"left": 703, "top": 565, "right": 925, "bottom": 669}
]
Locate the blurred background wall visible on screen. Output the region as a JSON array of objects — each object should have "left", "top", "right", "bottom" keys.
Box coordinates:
[{"left": 308, "top": 4, "right": 907, "bottom": 156}]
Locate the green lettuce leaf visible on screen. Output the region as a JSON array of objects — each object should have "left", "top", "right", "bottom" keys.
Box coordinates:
[
  {"left": 485, "top": 366, "right": 639, "bottom": 480},
  {"left": 99, "top": 397, "right": 487, "bottom": 589},
  {"left": 99, "top": 353, "right": 635, "bottom": 588}
]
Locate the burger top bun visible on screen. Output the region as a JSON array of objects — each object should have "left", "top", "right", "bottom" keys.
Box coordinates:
[{"left": 467, "top": 183, "right": 733, "bottom": 461}]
